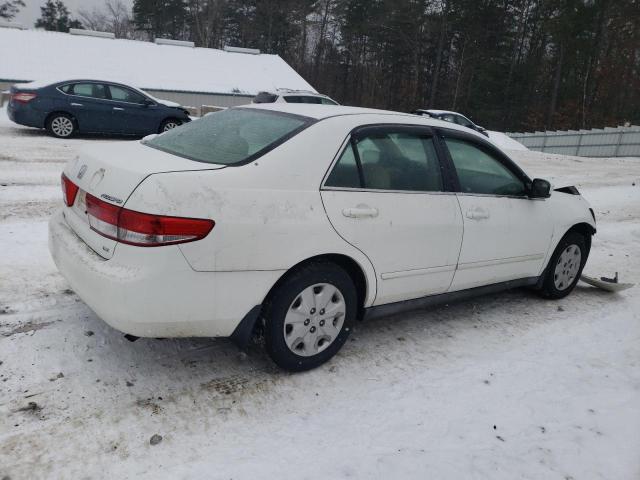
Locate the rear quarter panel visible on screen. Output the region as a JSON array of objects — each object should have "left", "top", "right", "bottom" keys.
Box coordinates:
[{"left": 122, "top": 116, "right": 414, "bottom": 307}]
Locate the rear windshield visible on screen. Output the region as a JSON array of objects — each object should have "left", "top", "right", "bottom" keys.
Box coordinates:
[{"left": 144, "top": 108, "right": 312, "bottom": 165}]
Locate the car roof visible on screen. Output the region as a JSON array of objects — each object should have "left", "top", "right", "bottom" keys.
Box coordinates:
[
  {"left": 240, "top": 103, "right": 416, "bottom": 120},
  {"left": 14, "top": 78, "right": 143, "bottom": 91},
  {"left": 238, "top": 103, "right": 485, "bottom": 137}
]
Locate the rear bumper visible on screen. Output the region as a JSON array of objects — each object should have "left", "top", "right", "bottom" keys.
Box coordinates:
[
  {"left": 7, "top": 102, "right": 44, "bottom": 128},
  {"left": 48, "top": 209, "right": 283, "bottom": 338}
]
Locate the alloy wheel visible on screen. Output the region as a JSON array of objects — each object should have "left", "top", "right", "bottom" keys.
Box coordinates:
[
  {"left": 51, "top": 116, "right": 74, "bottom": 137},
  {"left": 162, "top": 121, "right": 179, "bottom": 132}
]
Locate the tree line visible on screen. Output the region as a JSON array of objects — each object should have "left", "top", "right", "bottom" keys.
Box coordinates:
[{"left": 2, "top": 0, "right": 639, "bottom": 131}]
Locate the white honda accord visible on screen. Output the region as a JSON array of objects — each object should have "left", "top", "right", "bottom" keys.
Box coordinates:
[{"left": 49, "top": 104, "right": 596, "bottom": 371}]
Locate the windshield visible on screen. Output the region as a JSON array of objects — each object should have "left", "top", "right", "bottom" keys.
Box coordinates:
[{"left": 144, "top": 108, "right": 312, "bottom": 165}]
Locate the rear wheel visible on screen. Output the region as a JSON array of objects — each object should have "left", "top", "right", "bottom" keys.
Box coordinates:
[
  {"left": 263, "top": 262, "right": 357, "bottom": 371},
  {"left": 539, "top": 232, "right": 588, "bottom": 299},
  {"left": 47, "top": 113, "right": 76, "bottom": 138},
  {"left": 159, "top": 118, "right": 182, "bottom": 133}
]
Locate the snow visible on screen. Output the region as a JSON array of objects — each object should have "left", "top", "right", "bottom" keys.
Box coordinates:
[
  {"left": 0, "top": 28, "right": 316, "bottom": 96},
  {"left": 488, "top": 130, "right": 529, "bottom": 151},
  {"left": 1, "top": 105, "right": 639, "bottom": 479}
]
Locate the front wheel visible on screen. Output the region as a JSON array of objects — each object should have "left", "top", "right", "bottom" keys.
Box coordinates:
[
  {"left": 159, "top": 118, "right": 182, "bottom": 133},
  {"left": 263, "top": 262, "right": 357, "bottom": 372},
  {"left": 539, "top": 232, "right": 588, "bottom": 299}
]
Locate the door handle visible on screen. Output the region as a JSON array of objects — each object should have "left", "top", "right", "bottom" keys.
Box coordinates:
[
  {"left": 342, "top": 206, "right": 379, "bottom": 218},
  {"left": 70, "top": 103, "right": 83, "bottom": 107},
  {"left": 466, "top": 208, "right": 490, "bottom": 220},
  {"left": 113, "top": 107, "right": 124, "bottom": 111}
]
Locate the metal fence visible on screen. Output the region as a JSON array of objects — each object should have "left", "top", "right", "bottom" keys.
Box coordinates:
[{"left": 507, "top": 125, "right": 640, "bottom": 157}]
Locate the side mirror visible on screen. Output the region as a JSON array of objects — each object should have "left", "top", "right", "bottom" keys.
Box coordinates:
[
  {"left": 530, "top": 178, "right": 551, "bottom": 198},
  {"left": 143, "top": 98, "right": 155, "bottom": 107}
]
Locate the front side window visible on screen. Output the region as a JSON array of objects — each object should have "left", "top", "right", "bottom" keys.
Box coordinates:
[
  {"left": 445, "top": 138, "right": 526, "bottom": 196},
  {"left": 145, "top": 108, "right": 311, "bottom": 165},
  {"left": 325, "top": 129, "right": 443, "bottom": 192},
  {"left": 109, "top": 85, "right": 146, "bottom": 104},
  {"left": 70, "top": 83, "right": 108, "bottom": 99}
]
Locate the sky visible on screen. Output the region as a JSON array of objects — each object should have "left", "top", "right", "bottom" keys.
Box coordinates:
[{"left": 15, "top": 0, "right": 133, "bottom": 28}]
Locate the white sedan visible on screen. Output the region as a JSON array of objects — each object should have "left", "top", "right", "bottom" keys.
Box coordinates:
[{"left": 49, "top": 104, "right": 596, "bottom": 371}]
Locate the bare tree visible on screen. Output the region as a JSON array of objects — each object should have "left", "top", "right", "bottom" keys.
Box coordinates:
[{"left": 78, "top": 0, "right": 140, "bottom": 39}]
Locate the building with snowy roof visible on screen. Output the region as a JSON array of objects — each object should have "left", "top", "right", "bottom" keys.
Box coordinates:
[{"left": 0, "top": 24, "right": 316, "bottom": 108}]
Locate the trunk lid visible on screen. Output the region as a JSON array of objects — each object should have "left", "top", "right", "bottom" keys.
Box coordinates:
[{"left": 63, "top": 140, "right": 225, "bottom": 259}]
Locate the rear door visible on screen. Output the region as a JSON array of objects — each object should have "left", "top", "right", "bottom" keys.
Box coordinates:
[
  {"left": 63, "top": 82, "right": 113, "bottom": 132},
  {"left": 321, "top": 125, "right": 463, "bottom": 305},
  {"left": 107, "top": 84, "right": 158, "bottom": 134},
  {"left": 440, "top": 131, "right": 553, "bottom": 290}
]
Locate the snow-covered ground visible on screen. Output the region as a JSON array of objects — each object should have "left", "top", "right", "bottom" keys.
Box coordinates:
[
  {"left": 488, "top": 130, "right": 529, "bottom": 151},
  {"left": 1, "top": 106, "right": 639, "bottom": 479}
]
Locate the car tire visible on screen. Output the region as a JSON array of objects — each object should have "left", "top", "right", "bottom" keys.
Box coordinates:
[
  {"left": 539, "top": 231, "right": 588, "bottom": 299},
  {"left": 159, "top": 118, "right": 182, "bottom": 133},
  {"left": 46, "top": 113, "right": 76, "bottom": 138},
  {"left": 263, "top": 262, "right": 357, "bottom": 372}
]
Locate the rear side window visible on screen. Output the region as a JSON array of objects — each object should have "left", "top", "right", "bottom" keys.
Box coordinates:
[
  {"left": 283, "top": 96, "right": 337, "bottom": 105},
  {"left": 440, "top": 114, "right": 457, "bottom": 124},
  {"left": 284, "top": 96, "right": 322, "bottom": 104},
  {"left": 109, "top": 85, "right": 146, "bottom": 104},
  {"left": 253, "top": 92, "right": 278, "bottom": 103},
  {"left": 325, "top": 145, "right": 360, "bottom": 188},
  {"left": 325, "top": 129, "right": 443, "bottom": 192},
  {"left": 454, "top": 115, "right": 474, "bottom": 128},
  {"left": 145, "top": 108, "right": 311, "bottom": 165},
  {"left": 70, "top": 83, "right": 108, "bottom": 99},
  {"left": 445, "top": 138, "right": 526, "bottom": 196}
]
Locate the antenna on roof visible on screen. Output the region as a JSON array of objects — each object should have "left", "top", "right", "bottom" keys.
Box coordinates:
[
  {"left": 155, "top": 38, "right": 194, "bottom": 47},
  {"left": 224, "top": 45, "right": 261, "bottom": 55},
  {"left": 69, "top": 28, "right": 115, "bottom": 39},
  {"left": 0, "top": 20, "right": 26, "bottom": 30}
]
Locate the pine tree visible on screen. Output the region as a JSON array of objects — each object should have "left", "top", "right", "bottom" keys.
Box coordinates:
[
  {"left": 35, "top": 0, "right": 83, "bottom": 31},
  {"left": 133, "top": 0, "right": 189, "bottom": 40},
  {"left": 0, "top": 0, "right": 25, "bottom": 20}
]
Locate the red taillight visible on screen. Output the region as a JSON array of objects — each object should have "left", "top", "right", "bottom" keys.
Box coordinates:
[
  {"left": 11, "top": 92, "right": 37, "bottom": 103},
  {"left": 85, "top": 193, "right": 214, "bottom": 247},
  {"left": 61, "top": 173, "right": 80, "bottom": 207}
]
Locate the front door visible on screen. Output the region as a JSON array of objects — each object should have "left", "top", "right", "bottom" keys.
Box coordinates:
[
  {"left": 321, "top": 125, "right": 463, "bottom": 305},
  {"left": 441, "top": 134, "right": 553, "bottom": 291},
  {"left": 107, "top": 84, "right": 158, "bottom": 134}
]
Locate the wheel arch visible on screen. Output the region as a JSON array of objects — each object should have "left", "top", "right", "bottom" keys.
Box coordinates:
[
  {"left": 229, "top": 253, "right": 371, "bottom": 349},
  {"left": 536, "top": 221, "right": 595, "bottom": 289},
  {"left": 158, "top": 116, "right": 182, "bottom": 133},
  {"left": 265, "top": 253, "right": 369, "bottom": 318},
  {"left": 564, "top": 222, "right": 595, "bottom": 254},
  {"left": 45, "top": 110, "right": 78, "bottom": 130}
]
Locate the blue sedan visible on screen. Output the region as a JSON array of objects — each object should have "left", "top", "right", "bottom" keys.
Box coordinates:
[{"left": 7, "top": 79, "right": 191, "bottom": 138}]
